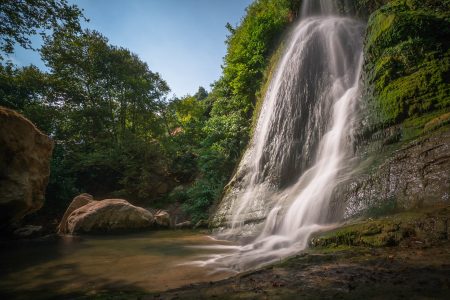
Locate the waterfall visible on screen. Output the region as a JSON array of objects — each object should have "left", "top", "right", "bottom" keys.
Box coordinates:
[{"left": 198, "top": 0, "right": 365, "bottom": 271}]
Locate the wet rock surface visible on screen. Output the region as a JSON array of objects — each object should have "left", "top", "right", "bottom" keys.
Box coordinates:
[
  {"left": 342, "top": 127, "right": 450, "bottom": 218},
  {"left": 0, "top": 107, "right": 53, "bottom": 225},
  {"left": 164, "top": 206, "right": 450, "bottom": 299},
  {"left": 169, "top": 247, "right": 450, "bottom": 300}
]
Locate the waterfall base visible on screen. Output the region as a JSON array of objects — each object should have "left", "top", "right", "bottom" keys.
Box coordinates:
[{"left": 166, "top": 205, "right": 450, "bottom": 299}]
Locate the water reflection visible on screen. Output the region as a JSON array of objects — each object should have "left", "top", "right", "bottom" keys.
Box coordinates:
[{"left": 0, "top": 231, "right": 234, "bottom": 299}]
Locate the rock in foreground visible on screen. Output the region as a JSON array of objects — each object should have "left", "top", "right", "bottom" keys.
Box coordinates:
[
  {"left": 59, "top": 196, "right": 154, "bottom": 234},
  {"left": 0, "top": 107, "right": 53, "bottom": 226}
]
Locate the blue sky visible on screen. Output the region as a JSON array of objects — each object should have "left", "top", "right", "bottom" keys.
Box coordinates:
[{"left": 11, "top": 0, "right": 253, "bottom": 97}]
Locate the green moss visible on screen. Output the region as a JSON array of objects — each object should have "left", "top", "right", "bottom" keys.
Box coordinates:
[
  {"left": 310, "top": 205, "right": 450, "bottom": 249},
  {"left": 366, "top": 12, "right": 396, "bottom": 49},
  {"left": 353, "top": 0, "right": 391, "bottom": 18},
  {"left": 362, "top": 0, "right": 450, "bottom": 131},
  {"left": 400, "top": 109, "right": 450, "bottom": 140}
]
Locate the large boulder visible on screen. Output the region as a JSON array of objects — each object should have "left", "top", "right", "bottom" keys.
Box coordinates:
[
  {"left": 57, "top": 193, "right": 94, "bottom": 234},
  {"left": 59, "top": 197, "right": 155, "bottom": 234},
  {"left": 0, "top": 107, "right": 53, "bottom": 225}
]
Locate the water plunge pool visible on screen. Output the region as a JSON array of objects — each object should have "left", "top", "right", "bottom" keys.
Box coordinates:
[{"left": 0, "top": 230, "right": 234, "bottom": 299}]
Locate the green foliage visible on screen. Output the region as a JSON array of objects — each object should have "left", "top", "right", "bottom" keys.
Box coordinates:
[
  {"left": 161, "top": 92, "right": 208, "bottom": 183},
  {"left": 44, "top": 143, "right": 79, "bottom": 216},
  {"left": 0, "top": 27, "right": 175, "bottom": 219},
  {"left": 194, "top": 86, "right": 208, "bottom": 101},
  {"left": 222, "top": 0, "right": 292, "bottom": 98},
  {"left": 39, "top": 29, "right": 171, "bottom": 205},
  {"left": 172, "top": 96, "right": 205, "bottom": 127},
  {"left": 0, "top": 0, "right": 85, "bottom": 57},
  {"left": 114, "top": 138, "right": 168, "bottom": 201},
  {"left": 41, "top": 29, "right": 169, "bottom": 140},
  {"left": 0, "top": 64, "right": 47, "bottom": 109},
  {"left": 352, "top": 0, "right": 391, "bottom": 18},
  {"left": 182, "top": 177, "right": 224, "bottom": 224}
]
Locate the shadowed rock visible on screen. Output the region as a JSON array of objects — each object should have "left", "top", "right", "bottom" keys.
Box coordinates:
[
  {"left": 0, "top": 107, "right": 53, "bottom": 226},
  {"left": 13, "top": 225, "right": 43, "bottom": 238}
]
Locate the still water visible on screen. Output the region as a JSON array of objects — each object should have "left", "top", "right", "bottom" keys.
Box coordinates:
[{"left": 0, "top": 231, "right": 234, "bottom": 299}]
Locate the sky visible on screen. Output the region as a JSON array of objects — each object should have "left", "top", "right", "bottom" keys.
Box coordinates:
[{"left": 11, "top": 0, "right": 253, "bottom": 97}]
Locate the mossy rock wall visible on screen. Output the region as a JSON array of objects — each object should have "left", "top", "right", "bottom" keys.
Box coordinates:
[
  {"left": 336, "top": 0, "right": 450, "bottom": 219},
  {"left": 311, "top": 204, "right": 450, "bottom": 249},
  {"left": 360, "top": 0, "right": 450, "bottom": 135}
]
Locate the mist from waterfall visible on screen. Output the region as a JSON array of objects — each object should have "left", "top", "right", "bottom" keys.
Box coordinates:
[{"left": 191, "top": 0, "right": 366, "bottom": 271}]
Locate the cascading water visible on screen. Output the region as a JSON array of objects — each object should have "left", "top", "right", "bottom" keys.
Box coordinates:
[{"left": 194, "top": 0, "right": 366, "bottom": 271}]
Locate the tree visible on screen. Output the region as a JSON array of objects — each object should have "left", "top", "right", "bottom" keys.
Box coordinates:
[
  {"left": 0, "top": 0, "right": 85, "bottom": 58},
  {"left": 37, "top": 28, "right": 171, "bottom": 209},
  {"left": 194, "top": 86, "right": 208, "bottom": 101},
  {"left": 163, "top": 94, "right": 207, "bottom": 183},
  {"left": 41, "top": 29, "right": 170, "bottom": 144}
]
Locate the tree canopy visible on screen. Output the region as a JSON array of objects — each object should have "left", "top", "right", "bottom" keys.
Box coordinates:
[{"left": 0, "top": 0, "right": 85, "bottom": 57}]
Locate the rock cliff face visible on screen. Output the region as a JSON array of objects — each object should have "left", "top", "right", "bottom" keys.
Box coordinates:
[
  {"left": 342, "top": 0, "right": 450, "bottom": 218},
  {"left": 0, "top": 107, "right": 53, "bottom": 225},
  {"left": 340, "top": 127, "right": 450, "bottom": 218}
]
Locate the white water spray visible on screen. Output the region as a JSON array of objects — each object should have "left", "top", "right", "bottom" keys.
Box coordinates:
[{"left": 195, "top": 1, "right": 365, "bottom": 271}]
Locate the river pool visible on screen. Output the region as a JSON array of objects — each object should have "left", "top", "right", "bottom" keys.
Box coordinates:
[{"left": 0, "top": 230, "right": 234, "bottom": 299}]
